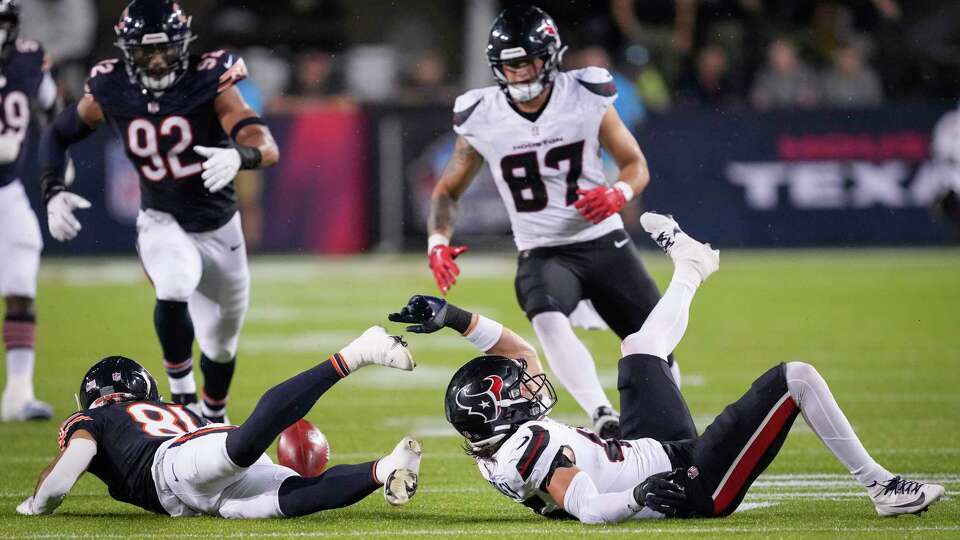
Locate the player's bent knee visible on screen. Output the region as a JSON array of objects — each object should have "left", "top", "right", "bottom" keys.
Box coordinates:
[
  {"left": 154, "top": 275, "right": 200, "bottom": 302},
  {"left": 620, "top": 328, "right": 668, "bottom": 361},
  {"left": 784, "top": 361, "right": 818, "bottom": 381}
]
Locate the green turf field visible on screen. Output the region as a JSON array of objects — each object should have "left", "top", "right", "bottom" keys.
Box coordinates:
[{"left": 1, "top": 249, "right": 958, "bottom": 538}]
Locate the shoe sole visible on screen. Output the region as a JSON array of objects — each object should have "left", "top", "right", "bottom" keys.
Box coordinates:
[{"left": 384, "top": 468, "right": 418, "bottom": 506}]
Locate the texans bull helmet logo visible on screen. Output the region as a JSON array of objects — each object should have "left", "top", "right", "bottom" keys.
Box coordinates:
[{"left": 455, "top": 375, "right": 507, "bottom": 423}]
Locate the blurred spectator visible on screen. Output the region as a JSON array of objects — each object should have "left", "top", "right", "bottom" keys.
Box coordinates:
[
  {"left": 820, "top": 41, "right": 882, "bottom": 108},
  {"left": 269, "top": 48, "right": 352, "bottom": 113},
  {"left": 20, "top": 0, "right": 97, "bottom": 100},
  {"left": 611, "top": 0, "right": 697, "bottom": 87},
  {"left": 568, "top": 46, "right": 645, "bottom": 128},
  {"left": 398, "top": 49, "right": 457, "bottom": 105},
  {"left": 750, "top": 38, "right": 819, "bottom": 110},
  {"left": 677, "top": 44, "right": 740, "bottom": 109}
]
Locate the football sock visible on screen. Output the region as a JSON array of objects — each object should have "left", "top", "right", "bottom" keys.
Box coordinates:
[
  {"left": 154, "top": 300, "right": 196, "bottom": 397},
  {"left": 226, "top": 356, "right": 347, "bottom": 468},
  {"left": 3, "top": 313, "right": 36, "bottom": 399},
  {"left": 278, "top": 462, "right": 379, "bottom": 516},
  {"left": 620, "top": 273, "right": 696, "bottom": 361},
  {"left": 785, "top": 361, "right": 892, "bottom": 489},
  {"left": 200, "top": 354, "right": 234, "bottom": 419},
  {"left": 531, "top": 312, "right": 613, "bottom": 415}
]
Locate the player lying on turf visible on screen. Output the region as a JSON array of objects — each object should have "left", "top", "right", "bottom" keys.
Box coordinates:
[
  {"left": 390, "top": 212, "right": 945, "bottom": 522},
  {"left": 16, "top": 328, "right": 421, "bottom": 518}
]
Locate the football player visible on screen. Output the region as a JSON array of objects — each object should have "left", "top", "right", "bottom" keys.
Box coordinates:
[
  {"left": 16, "top": 326, "right": 421, "bottom": 518},
  {"left": 393, "top": 212, "right": 945, "bottom": 522},
  {"left": 0, "top": 0, "right": 57, "bottom": 421},
  {"left": 38, "top": 0, "right": 277, "bottom": 422},
  {"left": 427, "top": 5, "right": 678, "bottom": 440}
]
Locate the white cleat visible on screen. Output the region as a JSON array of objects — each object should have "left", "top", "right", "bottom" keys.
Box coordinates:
[
  {"left": 640, "top": 212, "right": 719, "bottom": 284},
  {"left": 340, "top": 326, "right": 415, "bottom": 372},
  {"left": 869, "top": 476, "right": 945, "bottom": 517},
  {"left": 383, "top": 437, "right": 422, "bottom": 506},
  {"left": 1, "top": 396, "right": 53, "bottom": 422}
]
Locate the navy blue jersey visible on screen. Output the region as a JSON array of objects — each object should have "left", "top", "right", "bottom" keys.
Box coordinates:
[
  {"left": 58, "top": 400, "right": 211, "bottom": 514},
  {"left": 84, "top": 50, "right": 248, "bottom": 232},
  {"left": 0, "top": 39, "right": 54, "bottom": 189}
]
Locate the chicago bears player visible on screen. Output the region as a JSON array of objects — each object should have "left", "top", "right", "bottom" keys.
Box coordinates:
[
  {"left": 38, "top": 0, "right": 277, "bottom": 422},
  {"left": 0, "top": 0, "right": 57, "bottom": 421},
  {"left": 395, "top": 212, "right": 945, "bottom": 522},
  {"left": 427, "top": 5, "right": 677, "bottom": 440},
  {"left": 16, "top": 326, "right": 421, "bottom": 518}
]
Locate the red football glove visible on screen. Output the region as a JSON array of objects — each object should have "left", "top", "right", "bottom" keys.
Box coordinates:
[
  {"left": 574, "top": 186, "right": 627, "bottom": 224},
  {"left": 428, "top": 244, "right": 468, "bottom": 295}
]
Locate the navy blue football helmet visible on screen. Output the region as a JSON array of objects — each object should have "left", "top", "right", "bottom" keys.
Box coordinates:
[
  {"left": 78, "top": 356, "right": 160, "bottom": 409},
  {"left": 115, "top": 0, "right": 195, "bottom": 92},
  {"left": 486, "top": 5, "right": 565, "bottom": 103},
  {"left": 445, "top": 356, "right": 556, "bottom": 452}
]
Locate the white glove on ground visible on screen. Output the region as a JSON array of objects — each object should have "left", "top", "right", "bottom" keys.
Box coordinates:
[
  {"left": 194, "top": 145, "right": 241, "bottom": 193},
  {"left": 47, "top": 191, "right": 92, "bottom": 242}
]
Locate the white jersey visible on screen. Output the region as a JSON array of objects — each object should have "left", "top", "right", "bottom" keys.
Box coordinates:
[
  {"left": 475, "top": 418, "right": 672, "bottom": 518},
  {"left": 453, "top": 68, "right": 623, "bottom": 251}
]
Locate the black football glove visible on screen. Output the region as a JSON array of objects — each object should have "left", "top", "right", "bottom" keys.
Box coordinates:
[
  {"left": 633, "top": 470, "right": 686, "bottom": 516},
  {"left": 388, "top": 295, "right": 450, "bottom": 333}
]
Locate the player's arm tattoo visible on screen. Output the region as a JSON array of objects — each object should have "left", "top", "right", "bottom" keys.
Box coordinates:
[{"left": 428, "top": 137, "right": 482, "bottom": 236}]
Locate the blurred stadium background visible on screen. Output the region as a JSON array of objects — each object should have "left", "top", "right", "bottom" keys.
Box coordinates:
[
  {"left": 3, "top": 1, "right": 959, "bottom": 537},
  {"left": 20, "top": 0, "right": 960, "bottom": 255}
]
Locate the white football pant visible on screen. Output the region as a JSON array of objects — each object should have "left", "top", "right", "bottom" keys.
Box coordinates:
[{"left": 136, "top": 209, "right": 249, "bottom": 363}]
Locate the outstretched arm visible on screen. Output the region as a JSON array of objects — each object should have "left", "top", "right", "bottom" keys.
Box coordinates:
[
  {"left": 17, "top": 430, "right": 97, "bottom": 516},
  {"left": 389, "top": 295, "right": 543, "bottom": 376}
]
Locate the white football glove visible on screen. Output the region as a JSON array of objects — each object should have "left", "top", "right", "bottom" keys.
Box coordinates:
[
  {"left": 194, "top": 145, "right": 240, "bottom": 193},
  {"left": 0, "top": 133, "right": 21, "bottom": 164},
  {"left": 47, "top": 191, "right": 92, "bottom": 242},
  {"left": 16, "top": 496, "right": 37, "bottom": 516}
]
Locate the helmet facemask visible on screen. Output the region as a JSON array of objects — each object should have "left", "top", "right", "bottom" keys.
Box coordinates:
[
  {"left": 117, "top": 34, "right": 194, "bottom": 92},
  {"left": 489, "top": 43, "right": 566, "bottom": 104},
  {"left": 0, "top": 15, "right": 18, "bottom": 63}
]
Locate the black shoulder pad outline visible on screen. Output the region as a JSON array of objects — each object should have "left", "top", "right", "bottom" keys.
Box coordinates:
[
  {"left": 578, "top": 78, "right": 617, "bottom": 98},
  {"left": 515, "top": 424, "right": 550, "bottom": 481},
  {"left": 453, "top": 99, "right": 482, "bottom": 127}
]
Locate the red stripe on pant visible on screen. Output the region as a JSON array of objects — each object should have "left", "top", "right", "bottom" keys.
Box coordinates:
[{"left": 712, "top": 394, "right": 798, "bottom": 516}]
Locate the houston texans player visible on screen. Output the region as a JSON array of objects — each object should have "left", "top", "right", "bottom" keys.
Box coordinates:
[
  {"left": 38, "top": 0, "right": 278, "bottom": 422},
  {"left": 16, "top": 326, "right": 421, "bottom": 518},
  {"left": 394, "top": 212, "right": 945, "bottom": 522},
  {"left": 427, "top": 5, "right": 677, "bottom": 440},
  {"left": 0, "top": 0, "right": 57, "bottom": 421}
]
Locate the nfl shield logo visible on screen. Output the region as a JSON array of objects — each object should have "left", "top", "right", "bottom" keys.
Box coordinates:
[
  {"left": 148, "top": 101, "right": 160, "bottom": 114},
  {"left": 687, "top": 466, "right": 700, "bottom": 479},
  {"left": 112, "top": 372, "right": 122, "bottom": 382}
]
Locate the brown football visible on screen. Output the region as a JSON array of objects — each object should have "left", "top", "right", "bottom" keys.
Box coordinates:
[{"left": 277, "top": 419, "right": 330, "bottom": 477}]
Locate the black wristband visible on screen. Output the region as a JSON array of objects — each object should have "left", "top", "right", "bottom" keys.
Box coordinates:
[
  {"left": 444, "top": 303, "right": 473, "bottom": 334},
  {"left": 235, "top": 145, "right": 262, "bottom": 170},
  {"left": 40, "top": 169, "right": 66, "bottom": 205},
  {"left": 229, "top": 116, "right": 267, "bottom": 140}
]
